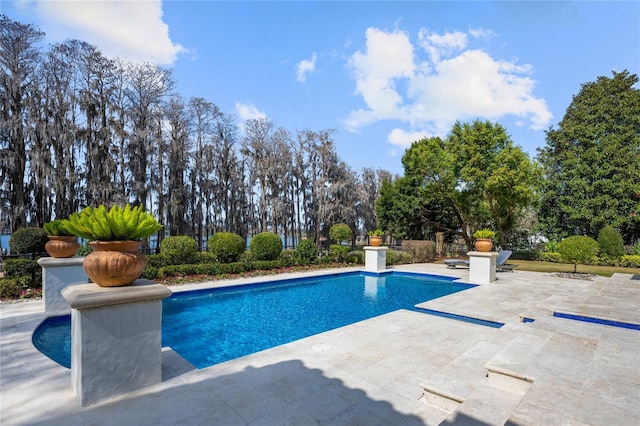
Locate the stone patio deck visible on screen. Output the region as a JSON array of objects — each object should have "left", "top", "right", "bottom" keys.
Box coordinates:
[{"left": 1, "top": 264, "right": 638, "bottom": 425}]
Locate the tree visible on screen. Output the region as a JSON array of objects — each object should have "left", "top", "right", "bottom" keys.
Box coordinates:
[
  {"left": 0, "top": 15, "right": 44, "bottom": 232},
  {"left": 329, "top": 223, "right": 352, "bottom": 244},
  {"left": 558, "top": 236, "right": 599, "bottom": 273},
  {"left": 538, "top": 70, "right": 640, "bottom": 244},
  {"left": 379, "top": 120, "right": 540, "bottom": 249}
]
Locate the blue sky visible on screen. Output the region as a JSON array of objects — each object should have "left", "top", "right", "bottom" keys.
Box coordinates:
[{"left": 4, "top": 1, "right": 639, "bottom": 175}]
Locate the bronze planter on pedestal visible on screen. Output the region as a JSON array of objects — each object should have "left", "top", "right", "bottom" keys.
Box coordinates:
[{"left": 83, "top": 240, "right": 147, "bottom": 287}]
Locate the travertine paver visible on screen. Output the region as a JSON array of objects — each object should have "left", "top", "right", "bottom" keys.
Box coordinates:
[{"left": 1, "top": 264, "right": 639, "bottom": 425}]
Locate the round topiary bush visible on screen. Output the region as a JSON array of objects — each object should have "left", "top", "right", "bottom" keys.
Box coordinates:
[
  {"left": 558, "top": 236, "right": 599, "bottom": 273},
  {"left": 295, "top": 239, "right": 318, "bottom": 264},
  {"left": 207, "top": 232, "right": 246, "bottom": 263},
  {"left": 597, "top": 225, "right": 624, "bottom": 258},
  {"left": 329, "top": 223, "right": 352, "bottom": 244},
  {"left": 160, "top": 236, "right": 199, "bottom": 264},
  {"left": 250, "top": 232, "right": 282, "bottom": 261},
  {"left": 8, "top": 227, "right": 49, "bottom": 254}
]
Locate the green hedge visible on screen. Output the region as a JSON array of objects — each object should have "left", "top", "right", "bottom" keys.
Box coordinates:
[
  {"left": 540, "top": 252, "right": 563, "bottom": 263},
  {"left": 511, "top": 250, "right": 541, "bottom": 261},
  {"left": 279, "top": 250, "right": 297, "bottom": 266},
  {"left": 620, "top": 255, "right": 640, "bottom": 268},
  {"left": 141, "top": 260, "right": 283, "bottom": 280},
  {"left": 329, "top": 244, "right": 351, "bottom": 263},
  {"left": 1, "top": 259, "right": 41, "bottom": 294},
  {"left": 386, "top": 250, "right": 413, "bottom": 266},
  {"left": 3, "top": 258, "right": 40, "bottom": 278},
  {"left": 295, "top": 239, "right": 318, "bottom": 264},
  {"left": 347, "top": 250, "right": 364, "bottom": 264},
  {"left": 0, "top": 276, "right": 32, "bottom": 299}
]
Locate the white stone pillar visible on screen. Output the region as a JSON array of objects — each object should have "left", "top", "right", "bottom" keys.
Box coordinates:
[
  {"left": 467, "top": 251, "right": 499, "bottom": 284},
  {"left": 62, "top": 280, "right": 172, "bottom": 407},
  {"left": 37, "top": 257, "right": 88, "bottom": 314},
  {"left": 364, "top": 246, "right": 388, "bottom": 272}
]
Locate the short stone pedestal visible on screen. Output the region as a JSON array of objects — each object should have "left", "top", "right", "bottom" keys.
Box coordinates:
[
  {"left": 364, "top": 246, "right": 388, "bottom": 272},
  {"left": 62, "top": 280, "right": 172, "bottom": 407},
  {"left": 37, "top": 257, "right": 88, "bottom": 314},
  {"left": 468, "top": 251, "right": 499, "bottom": 284}
]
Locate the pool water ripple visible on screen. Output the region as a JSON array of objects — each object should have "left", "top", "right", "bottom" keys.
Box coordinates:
[{"left": 33, "top": 271, "right": 473, "bottom": 369}]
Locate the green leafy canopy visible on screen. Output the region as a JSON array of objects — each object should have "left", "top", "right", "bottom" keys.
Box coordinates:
[
  {"left": 538, "top": 70, "right": 640, "bottom": 244},
  {"left": 377, "top": 120, "right": 540, "bottom": 249}
]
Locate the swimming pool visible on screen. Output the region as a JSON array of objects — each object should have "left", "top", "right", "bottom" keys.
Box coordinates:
[{"left": 33, "top": 271, "right": 474, "bottom": 369}]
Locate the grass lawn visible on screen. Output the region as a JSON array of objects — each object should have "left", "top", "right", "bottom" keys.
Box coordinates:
[{"left": 509, "top": 260, "right": 640, "bottom": 277}]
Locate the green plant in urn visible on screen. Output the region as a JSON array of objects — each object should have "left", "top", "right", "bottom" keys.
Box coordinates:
[{"left": 63, "top": 204, "right": 162, "bottom": 287}]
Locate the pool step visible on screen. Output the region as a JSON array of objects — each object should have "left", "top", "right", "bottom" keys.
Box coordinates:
[
  {"left": 420, "top": 332, "right": 550, "bottom": 419},
  {"left": 419, "top": 340, "right": 506, "bottom": 412},
  {"left": 483, "top": 333, "right": 549, "bottom": 394}
]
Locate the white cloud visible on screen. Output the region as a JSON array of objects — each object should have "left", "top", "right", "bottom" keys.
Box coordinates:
[
  {"left": 344, "top": 27, "right": 416, "bottom": 131},
  {"left": 468, "top": 27, "right": 497, "bottom": 40},
  {"left": 296, "top": 52, "right": 317, "bottom": 83},
  {"left": 24, "top": 0, "right": 185, "bottom": 65},
  {"left": 344, "top": 27, "right": 552, "bottom": 143},
  {"left": 387, "top": 128, "right": 430, "bottom": 148},
  {"left": 235, "top": 102, "right": 267, "bottom": 121},
  {"left": 418, "top": 29, "right": 468, "bottom": 62}
]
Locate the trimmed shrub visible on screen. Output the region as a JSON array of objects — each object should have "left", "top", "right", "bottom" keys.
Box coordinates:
[
  {"left": 140, "top": 266, "right": 159, "bottom": 280},
  {"left": 329, "top": 244, "right": 350, "bottom": 263},
  {"left": 143, "top": 259, "right": 284, "bottom": 280},
  {"left": 620, "top": 255, "right": 640, "bottom": 268},
  {"left": 386, "top": 250, "right": 413, "bottom": 266},
  {"left": 4, "top": 258, "right": 40, "bottom": 278},
  {"left": 347, "top": 250, "right": 364, "bottom": 264},
  {"left": 279, "top": 250, "right": 297, "bottom": 266},
  {"left": 0, "top": 277, "right": 30, "bottom": 299},
  {"left": 558, "top": 236, "right": 599, "bottom": 273},
  {"left": 295, "top": 239, "right": 318, "bottom": 264},
  {"left": 543, "top": 241, "right": 560, "bottom": 253},
  {"left": 632, "top": 242, "right": 640, "bottom": 256},
  {"left": 597, "top": 226, "right": 624, "bottom": 258},
  {"left": 511, "top": 250, "right": 540, "bottom": 261},
  {"left": 76, "top": 242, "right": 93, "bottom": 256},
  {"left": 207, "top": 232, "right": 245, "bottom": 263},
  {"left": 250, "top": 232, "right": 283, "bottom": 261},
  {"left": 329, "top": 223, "right": 352, "bottom": 244},
  {"left": 540, "top": 252, "right": 563, "bottom": 263},
  {"left": 160, "top": 236, "right": 199, "bottom": 264},
  {"left": 2, "top": 259, "right": 41, "bottom": 289},
  {"left": 401, "top": 240, "right": 436, "bottom": 263},
  {"left": 195, "top": 251, "right": 217, "bottom": 264},
  {"left": 146, "top": 253, "right": 172, "bottom": 268},
  {"left": 9, "top": 227, "right": 48, "bottom": 254},
  {"left": 620, "top": 254, "right": 640, "bottom": 268}
]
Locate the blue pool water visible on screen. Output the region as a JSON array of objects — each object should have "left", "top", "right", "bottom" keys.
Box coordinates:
[{"left": 33, "top": 271, "right": 474, "bottom": 369}]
